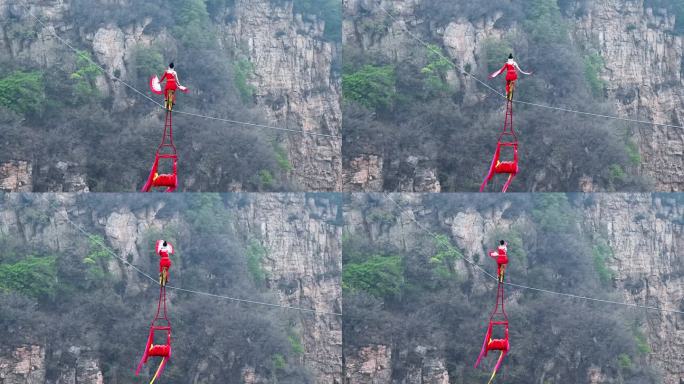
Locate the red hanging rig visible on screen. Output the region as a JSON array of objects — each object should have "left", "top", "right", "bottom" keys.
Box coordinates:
[
  {"left": 475, "top": 244, "right": 510, "bottom": 384},
  {"left": 136, "top": 241, "right": 174, "bottom": 383},
  {"left": 480, "top": 99, "right": 519, "bottom": 193},
  {"left": 142, "top": 110, "right": 177, "bottom": 192}
]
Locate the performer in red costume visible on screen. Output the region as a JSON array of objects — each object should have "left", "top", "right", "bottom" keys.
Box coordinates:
[
  {"left": 488, "top": 240, "right": 508, "bottom": 282},
  {"left": 156, "top": 240, "right": 174, "bottom": 286},
  {"left": 149, "top": 63, "right": 188, "bottom": 111},
  {"left": 489, "top": 54, "right": 532, "bottom": 100}
]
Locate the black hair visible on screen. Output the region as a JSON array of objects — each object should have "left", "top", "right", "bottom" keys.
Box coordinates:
[
  {"left": 508, "top": 53, "right": 513, "bottom": 59},
  {"left": 163, "top": 241, "right": 168, "bottom": 246},
  {"left": 499, "top": 240, "right": 505, "bottom": 245},
  {"left": 169, "top": 62, "right": 174, "bottom": 69}
]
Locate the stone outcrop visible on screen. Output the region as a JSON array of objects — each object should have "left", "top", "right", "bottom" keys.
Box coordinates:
[
  {"left": 0, "top": 345, "right": 46, "bottom": 383},
  {"left": 0, "top": 160, "right": 32, "bottom": 192},
  {"left": 344, "top": 344, "right": 392, "bottom": 383}
]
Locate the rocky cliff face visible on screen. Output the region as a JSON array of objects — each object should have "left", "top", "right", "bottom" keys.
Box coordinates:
[
  {"left": 222, "top": 0, "right": 342, "bottom": 191},
  {"left": 343, "top": 193, "right": 683, "bottom": 384},
  {"left": 0, "top": 193, "right": 342, "bottom": 383},
  {"left": 232, "top": 194, "right": 343, "bottom": 383},
  {"left": 570, "top": 0, "right": 684, "bottom": 192},
  {"left": 342, "top": 0, "right": 683, "bottom": 192},
  {"left": 580, "top": 194, "right": 683, "bottom": 383},
  {"left": 0, "top": 0, "right": 341, "bottom": 191}
]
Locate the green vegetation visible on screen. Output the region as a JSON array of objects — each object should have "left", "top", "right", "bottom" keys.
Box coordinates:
[
  {"left": 420, "top": 44, "right": 452, "bottom": 97},
  {"left": 429, "top": 234, "right": 462, "bottom": 279},
  {"left": 626, "top": 139, "right": 641, "bottom": 165},
  {"left": 273, "top": 143, "right": 293, "bottom": 172},
  {"left": 0, "top": 70, "right": 46, "bottom": 116},
  {"left": 258, "top": 169, "right": 275, "bottom": 188},
  {"left": 633, "top": 328, "right": 652, "bottom": 354},
  {"left": 609, "top": 164, "right": 627, "bottom": 185},
  {"left": 482, "top": 38, "right": 513, "bottom": 73},
  {"left": 496, "top": 228, "right": 527, "bottom": 264},
  {"left": 132, "top": 46, "right": 164, "bottom": 86},
  {"left": 0, "top": 256, "right": 57, "bottom": 299},
  {"left": 532, "top": 194, "right": 575, "bottom": 232},
  {"left": 272, "top": 353, "right": 286, "bottom": 369},
  {"left": 246, "top": 240, "right": 269, "bottom": 284},
  {"left": 343, "top": 255, "right": 403, "bottom": 299},
  {"left": 70, "top": 51, "right": 102, "bottom": 103},
  {"left": 172, "top": 0, "right": 214, "bottom": 47},
  {"left": 288, "top": 332, "right": 305, "bottom": 355},
  {"left": 618, "top": 353, "right": 633, "bottom": 370},
  {"left": 592, "top": 238, "right": 616, "bottom": 284},
  {"left": 233, "top": 59, "right": 256, "bottom": 103},
  {"left": 83, "top": 235, "right": 111, "bottom": 283},
  {"left": 185, "top": 194, "right": 231, "bottom": 234},
  {"left": 584, "top": 53, "right": 606, "bottom": 97},
  {"left": 342, "top": 65, "right": 396, "bottom": 111},
  {"left": 524, "top": 0, "right": 568, "bottom": 43}
]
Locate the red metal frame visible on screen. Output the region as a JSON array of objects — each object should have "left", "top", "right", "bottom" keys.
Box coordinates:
[
  {"left": 475, "top": 248, "right": 510, "bottom": 383},
  {"left": 136, "top": 285, "right": 172, "bottom": 378},
  {"left": 480, "top": 99, "right": 519, "bottom": 193},
  {"left": 142, "top": 110, "right": 178, "bottom": 192}
]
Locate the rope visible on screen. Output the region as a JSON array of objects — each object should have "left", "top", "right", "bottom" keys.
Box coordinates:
[
  {"left": 59, "top": 210, "right": 343, "bottom": 317},
  {"left": 377, "top": 5, "right": 684, "bottom": 131},
  {"left": 18, "top": 1, "right": 341, "bottom": 139},
  {"left": 383, "top": 193, "right": 684, "bottom": 315}
]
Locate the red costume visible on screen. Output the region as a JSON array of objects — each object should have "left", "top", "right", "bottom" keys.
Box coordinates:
[
  {"left": 488, "top": 243, "right": 508, "bottom": 282},
  {"left": 490, "top": 59, "right": 531, "bottom": 100},
  {"left": 156, "top": 240, "right": 174, "bottom": 286},
  {"left": 149, "top": 67, "right": 188, "bottom": 111}
]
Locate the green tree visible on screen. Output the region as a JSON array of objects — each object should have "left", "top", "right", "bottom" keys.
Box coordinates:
[
  {"left": 246, "top": 240, "right": 269, "bottom": 284},
  {"left": 132, "top": 46, "right": 164, "bottom": 87},
  {"left": 0, "top": 70, "right": 46, "bottom": 116},
  {"left": 233, "top": 59, "right": 256, "bottom": 103},
  {"left": 342, "top": 65, "right": 397, "bottom": 111},
  {"left": 70, "top": 51, "right": 102, "bottom": 103},
  {"left": 584, "top": 52, "right": 606, "bottom": 97},
  {"left": 429, "top": 234, "right": 462, "bottom": 279},
  {"left": 0, "top": 256, "right": 57, "bottom": 299},
  {"left": 83, "top": 235, "right": 112, "bottom": 283},
  {"left": 343, "top": 255, "right": 403, "bottom": 299},
  {"left": 173, "top": 0, "right": 214, "bottom": 47},
  {"left": 420, "top": 44, "right": 452, "bottom": 98},
  {"left": 524, "top": 0, "right": 568, "bottom": 43}
]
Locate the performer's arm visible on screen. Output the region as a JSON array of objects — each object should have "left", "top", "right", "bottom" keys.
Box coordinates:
[
  {"left": 489, "top": 64, "right": 506, "bottom": 79},
  {"left": 514, "top": 62, "right": 532, "bottom": 75}
]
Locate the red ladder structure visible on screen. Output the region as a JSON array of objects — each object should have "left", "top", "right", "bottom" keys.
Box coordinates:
[
  {"left": 142, "top": 110, "right": 177, "bottom": 192},
  {"left": 136, "top": 241, "right": 174, "bottom": 383},
  {"left": 480, "top": 99, "right": 519, "bottom": 193},
  {"left": 474, "top": 246, "right": 510, "bottom": 383}
]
